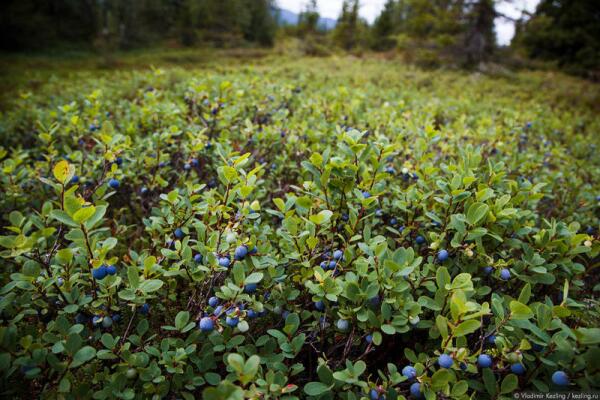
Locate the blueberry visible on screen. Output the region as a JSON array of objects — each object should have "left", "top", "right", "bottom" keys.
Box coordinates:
[
  {"left": 410, "top": 382, "right": 422, "bottom": 398},
  {"left": 551, "top": 370, "right": 569, "bottom": 386},
  {"left": 92, "top": 315, "right": 102, "bottom": 326},
  {"left": 369, "top": 389, "right": 379, "bottom": 400},
  {"left": 199, "top": 317, "right": 214, "bottom": 332},
  {"left": 336, "top": 319, "right": 349, "bottom": 331},
  {"left": 532, "top": 343, "right": 544, "bottom": 352},
  {"left": 92, "top": 265, "right": 108, "bottom": 280},
  {"left": 369, "top": 296, "right": 381, "bottom": 307},
  {"left": 247, "top": 309, "right": 258, "bottom": 318},
  {"left": 108, "top": 178, "right": 119, "bottom": 189},
  {"left": 213, "top": 305, "right": 224, "bottom": 316},
  {"left": 102, "top": 316, "right": 113, "bottom": 328},
  {"left": 218, "top": 257, "right": 230, "bottom": 268},
  {"left": 208, "top": 296, "right": 219, "bottom": 307},
  {"left": 415, "top": 236, "right": 426, "bottom": 245},
  {"left": 319, "top": 261, "right": 328, "bottom": 270},
  {"left": 328, "top": 260, "right": 337, "bottom": 270},
  {"left": 183, "top": 163, "right": 191, "bottom": 171},
  {"left": 483, "top": 266, "right": 493, "bottom": 275},
  {"left": 362, "top": 191, "right": 371, "bottom": 199},
  {"left": 115, "top": 156, "right": 123, "bottom": 166},
  {"left": 438, "top": 354, "right": 453, "bottom": 369},
  {"left": 375, "top": 208, "right": 383, "bottom": 217},
  {"left": 112, "top": 313, "right": 121, "bottom": 322},
  {"left": 282, "top": 310, "right": 290, "bottom": 319},
  {"left": 190, "top": 158, "right": 199, "bottom": 167},
  {"left": 500, "top": 268, "right": 511, "bottom": 280},
  {"left": 487, "top": 335, "right": 497, "bottom": 344},
  {"left": 234, "top": 245, "right": 248, "bottom": 260},
  {"left": 140, "top": 303, "right": 150, "bottom": 315},
  {"left": 341, "top": 213, "right": 349, "bottom": 221},
  {"left": 70, "top": 175, "right": 79, "bottom": 184},
  {"left": 511, "top": 363, "right": 525, "bottom": 375},
  {"left": 477, "top": 354, "right": 492, "bottom": 368},
  {"left": 140, "top": 187, "right": 149, "bottom": 195},
  {"left": 437, "top": 249, "right": 449, "bottom": 262},
  {"left": 365, "top": 334, "right": 373, "bottom": 343},
  {"left": 106, "top": 265, "right": 117, "bottom": 275},
  {"left": 248, "top": 246, "right": 258, "bottom": 255},
  {"left": 226, "top": 316, "right": 239, "bottom": 327},
  {"left": 389, "top": 217, "right": 397, "bottom": 226},
  {"left": 314, "top": 300, "right": 325, "bottom": 311},
  {"left": 244, "top": 283, "right": 257, "bottom": 293},
  {"left": 57, "top": 277, "right": 64, "bottom": 286},
  {"left": 333, "top": 250, "right": 343, "bottom": 260},
  {"left": 402, "top": 365, "right": 417, "bottom": 380},
  {"left": 194, "top": 253, "right": 203, "bottom": 263}
]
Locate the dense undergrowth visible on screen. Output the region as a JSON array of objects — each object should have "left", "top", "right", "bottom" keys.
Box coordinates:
[{"left": 0, "top": 56, "right": 599, "bottom": 399}]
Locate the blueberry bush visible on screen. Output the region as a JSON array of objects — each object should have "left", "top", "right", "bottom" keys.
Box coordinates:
[{"left": 1, "top": 58, "right": 599, "bottom": 399}]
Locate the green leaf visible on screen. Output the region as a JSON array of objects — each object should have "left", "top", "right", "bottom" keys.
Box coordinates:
[
  {"left": 466, "top": 202, "right": 489, "bottom": 225},
  {"left": 510, "top": 301, "right": 534, "bottom": 320},
  {"left": 309, "top": 210, "right": 333, "bottom": 225},
  {"left": 73, "top": 206, "right": 96, "bottom": 223},
  {"left": 175, "top": 311, "right": 190, "bottom": 330},
  {"left": 304, "top": 382, "right": 331, "bottom": 396},
  {"left": 70, "top": 346, "right": 96, "bottom": 368},
  {"left": 245, "top": 272, "right": 263, "bottom": 284},
  {"left": 453, "top": 320, "right": 481, "bottom": 337},
  {"left": 500, "top": 374, "right": 518, "bottom": 394},
  {"left": 53, "top": 160, "right": 75, "bottom": 184},
  {"left": 139, "top": 279, "right": 163, "bottom": 293}
]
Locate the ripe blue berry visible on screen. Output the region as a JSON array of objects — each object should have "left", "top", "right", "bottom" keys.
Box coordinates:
[
  {"left": 70, "top": 175, "right": 79, "bottom": 184},
  {"left": 437, "top": 249, "right": 449, "bottom": 262},
  {"left": 106, "top": 265, "right": 117, "bottom": 275},
  {"left": 438, "top": 354, "right": 453, "bottom": 369},
  {"left": 362, "top": 191, "right": 371, "bottom": 199},
  {"left": 92, "top": 265, "right": 107, "bottom": 280},
  {"left": 416, "top": 236, "right": 426, "bottom": 245},
  {"left": 500, "top": 268, "right": 511, "bottom": 280},
  {"left": 511, "top": 363, "right": 525, "bottom": 375},
  {"left": 369, "top": 389, "right": 379, "bottom": 400},
  {"left": 92, "top": 315, "right": 102, "bottom": 326},
  {"left": 234, "top": 245, "right": 248, "bottom": 260},
  {"left": 402, "top": 365, "right": 417, "bottom": 380},
  {"left": 333, "top": 250, "right": 343, "bottom": 260},
  {"left": 477, "top": 354, "right": 492, "bottom": 368},
  {"left": 194, "top": 254, "right": 203, "bottom": 263},
  {"left": 410, "top": 382, "right": 422, "bottom": 398},
  {"left": 365, "top": 334, "right": 373, "bottom": 343},
  {"left": 108, "top": 178, "right": 119, "bottom": 189},
  {"left": 483, "top": 266, "right": 493, "bottom": 275},
  {"left": 248, "top": 246, "right": 258, "bottom": 255},
  {"left": 140, "top": 303, "right": 150, "bottom": 315},
  {"left": 551, "top": 370, "right": 569, "bottom": 386},
  {"left": 247, "top": 309, "right": 258, "bottom": 318},
  {"left": 336, "top": 319, "right": 349, "bottom": 331},
  {"left": 208, "top": 296, "right": 219, "bottom": 307},
  {"left": 487, "top": 335, "right": 497, "bottom": 344},
  {"left": 314, "top": 300, "right": 325, "bottom": 311},
  {"left": 213, "top": 305, "right": 224, "bottom": 316},
  {"left": 199, "top": 317, "right": 214, "bottom": 332},
  {"left": 226, "top": 316, "right": 239, "bottom": 327},
  {"left": 174, "top": 228, "right": 185, "bottom": 239},
  {"left": 218, "top": 257, "right": 230, "bottom": 267}
]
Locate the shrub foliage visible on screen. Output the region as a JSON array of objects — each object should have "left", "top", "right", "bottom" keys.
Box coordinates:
[{"left": 0, "top": 60, "right": 599, "bottom": 399}]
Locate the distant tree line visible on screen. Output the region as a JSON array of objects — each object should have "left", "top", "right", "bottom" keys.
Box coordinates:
[
  {"left": 0, "top": 0, "right": 277, "bottom": 51},
  {"left": 1, "top": 0, "right": 598, "bottom": 76}
]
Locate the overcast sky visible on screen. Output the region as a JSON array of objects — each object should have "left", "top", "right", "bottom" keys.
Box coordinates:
[{"left": 276, "top": 0, "right": 540, "bottom": 45}]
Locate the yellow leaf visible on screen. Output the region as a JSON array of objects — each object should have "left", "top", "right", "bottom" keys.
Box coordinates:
[{"left": 53, "top": 160, "right": 75, "bottom": 184}]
